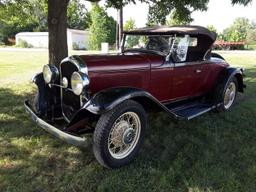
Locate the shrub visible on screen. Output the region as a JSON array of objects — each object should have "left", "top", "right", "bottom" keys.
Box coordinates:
[
  {"left": 73, "top": 42, "right": 79, "bottom": 50},
  {"left": 72, "top": 42, "right": 86, "bottom": 50},
  {"left": 18, "top": 39, "right": 33, "bottom": 48}
]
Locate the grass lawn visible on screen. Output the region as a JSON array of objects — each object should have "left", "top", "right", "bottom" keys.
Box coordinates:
[{"left": 0, "top": 50, "right": 256, "bottom": 192}]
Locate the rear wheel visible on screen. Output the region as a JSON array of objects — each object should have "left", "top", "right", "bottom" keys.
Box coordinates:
[
  {"left": 216, "top": 77, "right": 238, "bottom": 112},
  {"left": 93, "top": 100, "right": 147, "bottom": 168}
]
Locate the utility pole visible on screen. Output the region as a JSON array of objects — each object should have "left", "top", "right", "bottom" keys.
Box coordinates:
[
  {"left": 119, "top": 5, "right": 123, "bottom": 49},
  {"left": 116, "top": 10, "right": 119, "bottom": 50},
  {"left": 116, "top": 6, "right": 123, "bottom": 50}
]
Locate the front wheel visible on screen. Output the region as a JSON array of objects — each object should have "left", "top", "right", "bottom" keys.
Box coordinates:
[{"left": 93, "top": 100, "right": 147, "bottom": 168}]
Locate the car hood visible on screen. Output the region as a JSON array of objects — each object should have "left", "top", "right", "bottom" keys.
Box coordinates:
[{"left": 78, "top": 52, "right": 163, "bottom": 73}]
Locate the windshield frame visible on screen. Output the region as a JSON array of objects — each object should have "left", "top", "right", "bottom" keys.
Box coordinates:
[{"left": 121, "top": 34, "right": 175, "bottom": 57}]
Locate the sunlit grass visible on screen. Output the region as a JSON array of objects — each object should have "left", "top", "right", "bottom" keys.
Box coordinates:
[{"left": 0, "top": 50, "right": 255, "bottom": 192}]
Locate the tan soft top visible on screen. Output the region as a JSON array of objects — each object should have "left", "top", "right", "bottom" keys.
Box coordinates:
[{"left": 124, "top": 25, "right": 217, "bottom": 43}]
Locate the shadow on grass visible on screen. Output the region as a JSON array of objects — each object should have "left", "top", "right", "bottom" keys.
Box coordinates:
[{"left": 0, "top": 68, "right": 256, "bottom": 192}]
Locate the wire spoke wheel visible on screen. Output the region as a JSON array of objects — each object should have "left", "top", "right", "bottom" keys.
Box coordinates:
[
  {"left": 93, "top": 100, "right": 146, "bottom": 168},
  {"left": 224, "top": 82, "right": 236, "bottom": 109},
  {"left": 108, "top": 112, "right": 141, "bottom": 159}
]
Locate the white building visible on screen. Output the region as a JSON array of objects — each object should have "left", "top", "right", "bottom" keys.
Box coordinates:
[{"left": 15, "top": 29, "right": 90, "bottom": 50}]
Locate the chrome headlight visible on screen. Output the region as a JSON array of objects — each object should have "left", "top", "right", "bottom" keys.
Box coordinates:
[
  {"left": 71, "top": 72, "right": 90, "bottom": 96},
  {"left": 43, "top": 64, "right": 59, "bottom": 84}
]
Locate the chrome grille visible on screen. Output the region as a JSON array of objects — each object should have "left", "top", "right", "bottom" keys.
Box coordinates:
[{"left": 60, "top": 61, "right": 81, "bottom": 120}]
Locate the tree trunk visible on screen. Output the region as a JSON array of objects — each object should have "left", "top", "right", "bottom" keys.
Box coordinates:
[{"left": 48, "top": 0, "right": 69, "bottom": 67}]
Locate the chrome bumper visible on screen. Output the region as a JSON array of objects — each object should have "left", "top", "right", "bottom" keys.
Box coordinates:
[{"left": 24, "top": 100, "right": 89, "bottom": 148}]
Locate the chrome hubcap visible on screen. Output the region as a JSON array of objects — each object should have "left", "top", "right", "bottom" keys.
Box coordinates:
[
  {"left": 108, "top": 112, "right": 141, "bottom": 159},
  {"left": 224, "top": 82, "right": 236, "bottom": 109},
  {"left": 123, "top": 128, "right": 135, "bottom": 145}
]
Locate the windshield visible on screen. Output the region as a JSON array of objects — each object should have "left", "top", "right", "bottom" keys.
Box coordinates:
[{"left": 123, "top": 35, "right": 173, "bottom": 55}]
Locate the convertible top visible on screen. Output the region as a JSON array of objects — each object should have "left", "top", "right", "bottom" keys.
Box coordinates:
[{"left": 124, "top": 25, "right": 217, "bottom": 43}]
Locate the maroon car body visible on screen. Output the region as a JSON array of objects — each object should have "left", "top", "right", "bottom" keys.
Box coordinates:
[
  {"left": 81, "top": 52, "right": 228, "bottom": 102},
  {"left": 25, "top": 25, "right": 245, "bottom": 168}
]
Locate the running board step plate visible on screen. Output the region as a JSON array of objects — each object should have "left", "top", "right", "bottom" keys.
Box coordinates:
[{"left": 167, "top": 102, "right": 217, "bottom": 120}]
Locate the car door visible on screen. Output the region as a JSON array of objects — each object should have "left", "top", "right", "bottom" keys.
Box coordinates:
[
  {"left": 171, "top": 62, "right": 204, "bottom": 100},
  {"left": 169, "top": 35, "right": 204, "bottom": 100}
]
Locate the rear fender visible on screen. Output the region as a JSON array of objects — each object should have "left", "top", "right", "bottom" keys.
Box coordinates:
[
  {"left": 226, "top": 67, "right": 245, "bottom": 93},
  {"left": 210, "top": 67, "right": 245, "bottom": 103}
]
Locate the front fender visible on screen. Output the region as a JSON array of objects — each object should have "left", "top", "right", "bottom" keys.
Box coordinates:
[
  {"left": 84, "top": 87, "right": 176, "bottom": 115},
  {"left": 66, "top": 87, "right": 180, "bottom": 129},
  {"left": 85, "top": 87, "right": 151, "bottom": 114},
  {"left": 67, "top": 87, "right": 180, "bottom": 129},
  {"left": 32, "top": 73, "right": 61, "bottom": 119},
  {"left": 33, "top": 73, "right": 51, "bottom": 116}
]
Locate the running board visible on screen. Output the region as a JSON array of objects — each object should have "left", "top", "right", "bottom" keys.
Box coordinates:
[{"left": 166, "top": 102, "right": 219, "bottom": 120}]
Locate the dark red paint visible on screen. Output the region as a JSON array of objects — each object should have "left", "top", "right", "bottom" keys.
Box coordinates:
[{"left": 79, "top": 52, "right": 228, "bottom": 103}]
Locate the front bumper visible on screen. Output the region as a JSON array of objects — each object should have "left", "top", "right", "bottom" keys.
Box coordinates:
[{"left": 24, "top": 100, "right": 90, "bottom": 148}]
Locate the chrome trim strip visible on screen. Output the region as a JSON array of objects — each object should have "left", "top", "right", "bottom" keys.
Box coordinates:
[
  {"left": 187, "top": 104, "right": 221, "bottom": 120},
  {"left": 175, "top": 63, "right": 186, "bottom": 67},
  {"left": 24, "top": 100, "right": 89, "bottom": 148},
  {"left": 174, "top": 60, "right": 208, "bottom": 67},
  {"left": 187, "top": 107, "right": 212, "bottom": 120}
]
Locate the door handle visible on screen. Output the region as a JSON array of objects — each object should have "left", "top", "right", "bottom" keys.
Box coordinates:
[{"left": 196, "top": 69, "right": 202, "bottom": 73}]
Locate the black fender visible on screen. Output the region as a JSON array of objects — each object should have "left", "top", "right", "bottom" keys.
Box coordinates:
[
  {"left": 33, "top": 73, "right": 50, "bottom": 116},
  {"left": 210, "top": 67, "right": 245, "bottom": 103},
  {"left": 225, "top": 67, "right": 245, "bottom": 93},
  {"left": 67, "top": 87, "right": 180, "bottom": 129},
  {"left": 211, "top": 52, "right": 225, "bottom": 61},
  {"left": 84, "top": 87, "right": 178, "bottom": 115},
  {"left": 33, "top": 73, "right": 61, "bottom": 119}
]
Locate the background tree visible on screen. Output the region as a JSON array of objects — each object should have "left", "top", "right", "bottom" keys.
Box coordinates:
[
  {"left": 223, "top": 17, "right": 254, "bottom": 42},
  {"left": 147, "top": 0, "right": 253, "bottom": 26},
  {"left": 0, "top": 0, "right": 47, "bottom": 44},
  {"left": 0, "top": 0, "right": 254, "bottom": 66},
  {"left": 123, "top": 18, "right": 139, "bottom": 48},
  {"left": 207, "top": 25, "right": 217, "bottom": 33},
  {"left": 245, "top": 29, "right": 256, "bottom": 45},
  {"left": 124, "top": 18, "right": 136, "bottom": 31},
  {"left": 67, "top": 0, "right": 91, "bottom": 30},
  {"left": 147, "top": 1, "right": 208, "bottom": 26},
  {"left": 88, "top": 3, "right": 116, "bottom": 50},
  {"left": 165, "top": 10, "right": 191, "bottom": 26},
  {"left": 48, "top": 0, "right": 69, "bottom": 67},
  {"left": 0, "top": 0, "right": 91, "bottom": 43}
]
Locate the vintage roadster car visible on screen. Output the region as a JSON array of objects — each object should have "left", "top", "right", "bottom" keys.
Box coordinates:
[{"left": 25, "top": 25, "right": 245, "bottom": 168}]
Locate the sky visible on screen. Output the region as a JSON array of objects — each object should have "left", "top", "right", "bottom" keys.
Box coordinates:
[{"left": 87, "top": 0, "right": 256, "bottom": 33}]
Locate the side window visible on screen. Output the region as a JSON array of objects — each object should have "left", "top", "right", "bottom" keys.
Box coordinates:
[
  {"left": 171, "top": 35, "right": 190, "bottom": 62},
  {"left": 189, "top": 38, "right": 198, "bottom": 47}
]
